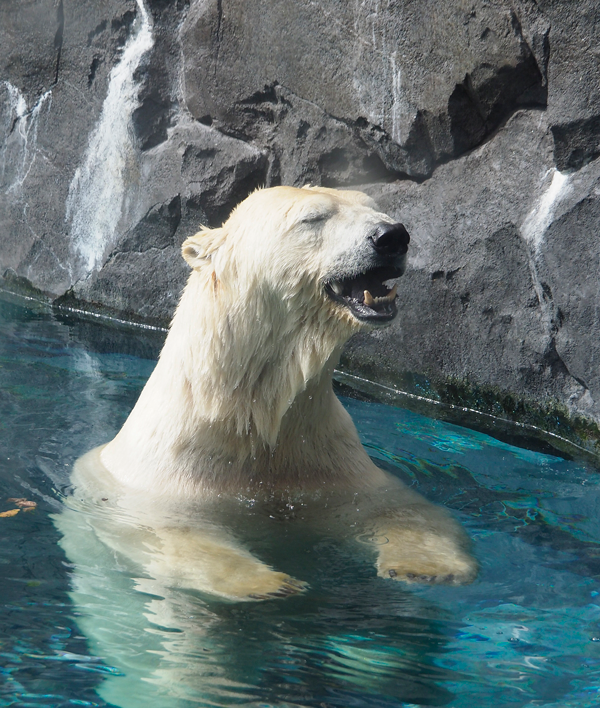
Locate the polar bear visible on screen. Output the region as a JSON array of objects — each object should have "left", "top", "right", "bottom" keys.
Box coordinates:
[{"left": 63, "top": 185, "right": 477, "bottom": 603}]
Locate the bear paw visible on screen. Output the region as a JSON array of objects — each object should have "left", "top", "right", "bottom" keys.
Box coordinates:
[
  {"left": 373, "top": 525, "right": 478, "bottom": 587},
  {"left": 195, "top": 560, "right": 308, "bottom": 602}
]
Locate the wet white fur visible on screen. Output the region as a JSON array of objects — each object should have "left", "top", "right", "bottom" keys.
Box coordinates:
[
  {"left": 65, "top": 186, "right": 477, "bottom": 606},
  {"left": 100, "top": 186, "right": 399, "bottom": 495}
]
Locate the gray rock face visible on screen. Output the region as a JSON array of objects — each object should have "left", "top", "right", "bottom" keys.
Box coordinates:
[
  {"left": 345, "top": 110, "right": 600, "bottom": 428},
  {"left": 68, "top": 121, "right": 268, "bottom": 323},
  {"left": 182, "top": 0, "right": 549, "bottom": 181},
  {"left": 1, "top": 0, "right": 600, "bottom": 440},
  {"left": 0, "top": 0, "right": 139, "bottom": 294}
]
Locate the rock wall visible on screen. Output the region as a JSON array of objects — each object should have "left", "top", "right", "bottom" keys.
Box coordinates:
[{"left": 1, "top": 0, "right": 600, "bottom": 442}]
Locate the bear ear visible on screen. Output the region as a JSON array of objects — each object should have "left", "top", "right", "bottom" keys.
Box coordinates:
[{"left": 181, "top": 228, "right": 227, "bottom": 269}]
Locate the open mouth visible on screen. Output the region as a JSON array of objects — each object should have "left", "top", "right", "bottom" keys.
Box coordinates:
[{"left": 325, "top": 266, "right": 402, "bottom": 323}]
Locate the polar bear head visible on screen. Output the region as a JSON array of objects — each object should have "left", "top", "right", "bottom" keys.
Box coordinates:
[
  {"left": 182, "top": 185, "right": 409, "bottom": 329},
  {"left": 176, "top": 186, "right": 409, "bottom": 444}
]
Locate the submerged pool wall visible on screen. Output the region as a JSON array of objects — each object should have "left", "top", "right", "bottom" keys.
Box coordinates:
[{"left": 1, "top": 0, "right": 600, "bottom": 449}]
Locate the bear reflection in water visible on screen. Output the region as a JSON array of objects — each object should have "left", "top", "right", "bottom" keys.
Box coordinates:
[{"left": 54, "top": 186, "right": 477, "bottom": 705}]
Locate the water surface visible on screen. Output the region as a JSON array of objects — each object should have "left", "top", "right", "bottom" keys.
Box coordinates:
[{"left": 1, "top": 292, "right": 600, "bottom": 708}]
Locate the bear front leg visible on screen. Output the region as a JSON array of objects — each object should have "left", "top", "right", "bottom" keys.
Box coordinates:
[{"left": 146, "top": 526, "right": 308, "bottom": 601}]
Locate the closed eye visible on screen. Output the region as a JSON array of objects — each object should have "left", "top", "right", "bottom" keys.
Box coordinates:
[
  {"left": 300, "top": 208, "right": 336, "bottom": 224},
  {"left": 301, "top": 214, "right": 328, "bottom": 224}
]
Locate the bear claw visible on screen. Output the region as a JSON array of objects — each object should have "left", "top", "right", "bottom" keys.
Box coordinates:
[
  {"left": 382, "top": 568, "right": 471, "bottom": 585},
  {"left": 247, "top": 577, "right": 308, "bottom": 601}
]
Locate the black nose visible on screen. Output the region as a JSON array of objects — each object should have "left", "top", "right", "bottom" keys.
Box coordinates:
[
  {"left": 371, "top": 223, "right": 410, "bottom": 256},
  {"left": 371, "top": 224, "right": 410, "bottom": 256}
]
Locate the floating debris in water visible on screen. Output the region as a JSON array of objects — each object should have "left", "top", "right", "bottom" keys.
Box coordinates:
[
  {"left": 8, "top": 497, "right": 37, "bottom": 507},
  {"left": 2, "top": 498, "right": 37, "bottom": 515},
  {"left": 0, "top": 508, "right": 19, "bottom": 517}
]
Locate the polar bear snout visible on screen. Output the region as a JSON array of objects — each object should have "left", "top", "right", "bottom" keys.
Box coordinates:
[
  {"left": 323, "top": 217, "right": 411, "bottom": 326},
  {"left": 370, "top": 223, "right": 410, "bottom": 257}
]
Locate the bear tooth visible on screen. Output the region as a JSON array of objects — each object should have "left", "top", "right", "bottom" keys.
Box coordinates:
[
  {"left": 331, "top": 281, "right": 343, "bottom": 296},
  {"left": 374, "top": 284, "right": 398, "bottom": 304},
  {"left": 364, "top": 284, "right": 398, "bottom": 308},
  {"left": 386, "top": 283, "right": 398, "bottom": 301}
]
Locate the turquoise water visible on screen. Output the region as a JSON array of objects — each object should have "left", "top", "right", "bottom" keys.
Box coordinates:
[{"left": 2, "top": 291, "right": 600, "bottom": 708}]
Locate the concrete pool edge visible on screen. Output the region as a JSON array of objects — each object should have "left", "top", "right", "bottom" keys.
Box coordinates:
[{"left": 334, "top": 364, "right": 600, "bottom": 464}]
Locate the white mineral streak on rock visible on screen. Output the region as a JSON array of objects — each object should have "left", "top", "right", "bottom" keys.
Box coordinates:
[
  {"left": 0, "top": 82, "right": 52, "bottom": 194},
  {"left": 521, "top": 168, "right": 572, "bottom": 333},
  {"left": 350, "top": 2, "right": 409, "bottom": 146},
  {"left": 65, "top": 0, "right": 154, "bottom": 274},
  {"left": 351, "top": 0, "right": 385, "bottom": 129},
  {"left": 521, "top": 168, "right": 571, "bottom": 254},
  {"left": 390, "top": 51, "right": 403, "bottom": 144}
]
